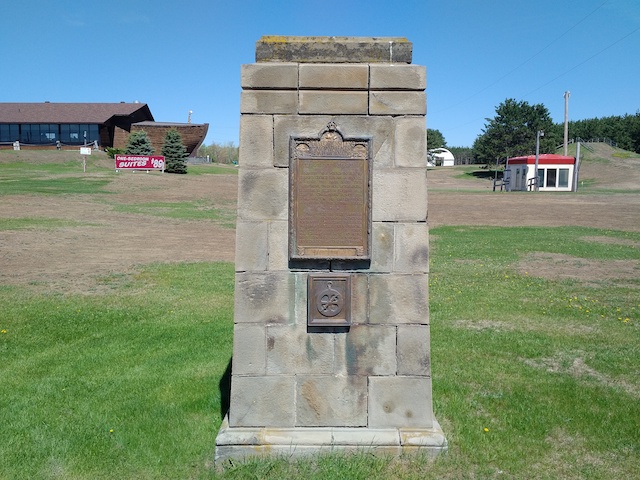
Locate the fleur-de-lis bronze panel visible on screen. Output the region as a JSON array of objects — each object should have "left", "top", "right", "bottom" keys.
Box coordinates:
[
  {"left": 308, "top": 273, "right": 351, "bottom": 327},
  {"left": 290, "top": 122, "right": 371, "bottom": 261}
]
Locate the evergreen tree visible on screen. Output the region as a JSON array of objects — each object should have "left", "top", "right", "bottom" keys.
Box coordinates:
[
  {"left": 473, "top": 98, "right": 558, "bottom": 164},
  {"left": 125, "top": 130, "right": 154, "bottom": 155},
  {"left": 565, "top": 112, "right": 640, "bottom": 153},
  {"left": 161, "top": 128, "right": 188, "bottom": 174},
  {"left": 427, "top": 129, "right": 446, "bottom": 149}
]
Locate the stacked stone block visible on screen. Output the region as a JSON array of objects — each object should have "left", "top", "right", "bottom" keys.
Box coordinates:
[{"left": 216, "top": 36, "right": 445, "bottom": 461}]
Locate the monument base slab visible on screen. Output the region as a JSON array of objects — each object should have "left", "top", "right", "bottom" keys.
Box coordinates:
[{"left": 215, "top": 415, "right": 448, "bottom": 462}]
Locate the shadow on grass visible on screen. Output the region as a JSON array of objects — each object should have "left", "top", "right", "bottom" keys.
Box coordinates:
[
  {"left": 219, "top": 358, "right": 232, "bottom": 420},
  {"left": 466, "top": 169, "right": 503, "bottom": 180}
]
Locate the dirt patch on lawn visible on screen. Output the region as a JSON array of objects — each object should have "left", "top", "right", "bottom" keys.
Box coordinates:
[
  {"left": 521, "top": 354, "right": 639, "bottom": 399},
  {"left": 2, "top": 156, "right": 639, "bottom": 294},
  {"left": 517, "top": 252, "right": 640, "bottom": 284},
  {"left": 428, "top": 191, "right": 640, "bottom": 231},
  {"left": 0, "top": 173, "right": 237, "bottom": 294}
]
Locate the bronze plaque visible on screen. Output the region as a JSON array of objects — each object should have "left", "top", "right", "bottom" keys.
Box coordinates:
[
  {"left": 308, "top": 274, "right": 351, "bottom": 327},
  {"left": 290, "top": 122, "right": 371, "bottom": 260}
]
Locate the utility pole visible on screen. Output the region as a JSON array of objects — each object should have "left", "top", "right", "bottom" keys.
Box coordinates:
[
  {"left": 563, "top": 91, "right": 570, "bottom": 156},
  {"left": 535, "top": 130, "right": 544, "bottom": 191}
]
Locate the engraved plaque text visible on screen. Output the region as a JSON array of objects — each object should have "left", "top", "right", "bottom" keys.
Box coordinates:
[{"left": 290, "top": 123, "right": 371, "bottom": 260}]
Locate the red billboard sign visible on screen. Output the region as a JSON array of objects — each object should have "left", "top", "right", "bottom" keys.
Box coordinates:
[{"left": 115, "top": 155, "right": 165, "bottom": 171}]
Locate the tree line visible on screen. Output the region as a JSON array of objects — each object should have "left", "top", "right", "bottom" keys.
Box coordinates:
[
  {"left": 429, "top": 99, "right": 640, "bottom": 165},
  {"left": 197, "top": 103, "right": 640, "bottom": 168},
  {"left": 196, "top": 142, "right": 238, "bottom": 164},
  {"left": 568, "top": 113, "right": 640, "bottom": 153}
]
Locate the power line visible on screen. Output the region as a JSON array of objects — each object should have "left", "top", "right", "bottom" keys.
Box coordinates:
[
  {"left": 431, "top": 0, "right": 609, "bottom": 115},
  {"left": 439, "top": 21, "right": 640, "bottom": 144},
  {"left": 519, "top": 24, "right": 640, "bottom": 99}
]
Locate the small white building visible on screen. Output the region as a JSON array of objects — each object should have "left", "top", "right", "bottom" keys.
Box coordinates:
[
  {"left": 428, "top": 148, "right": 455, "bottom": 167},
  {"left": 505, "top": 154, "right": 576, "bottom": 192}
]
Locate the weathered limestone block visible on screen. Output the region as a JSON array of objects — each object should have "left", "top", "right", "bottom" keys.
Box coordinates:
[
  {"left": 299, "top": 64, "right": 369, "bottom": 89},
  {"left": 368, "top": 376, "right": 433, "bottom": 428},
  {"left": 369, "top": 274, "right": 429, "bottom": 325},
  {"left": 241, "top": 90, "right": 298, "bottom": 114},
  {"left": 335, "top": 325, "right": 397, "bottom": 375},
  {"left": 393, "top": 223, "right": 429, "bottom": 273},
  {"left": 229, "top": 376, "right": 295, "bottom": 427},
  {"left": 292, "top": 272, "right": 310, "bottom": 325},
  {"left": 349, "top": 274, "right": 369, "bottom": 324},
  {"left": 299, "top": 91, "right": 368, "bottom": 115},
  {"left": 241, "top": 63, "right": 299, "bottom": 89},
  {"left": 333, "top": 115, "right": 395, "bottom": 168},
  {"left": 273, "top": 115, "right": 331, "bottom": 166},
  {"left": 232, "top": 324, "right": 266, "bottom": 375},
  {"left": 397, "top": 325, "right": 431, "bottom": 376},
  {"left": 235, "top": 221, "right": 268, "bottom": 272},
  {"left": 255, "top": 36, "right": 412, "bottom": 64},
  {"left": 370, "top": 64, "right": 426, "bottom": 90},
  {"left": 370, "top": 91, "right": 427, "bottom": 116},
  {"left": 394, "top": 116, "right": 427, "bottom": 167},
  {"left": 237, "top": 168, "right": 288, "bottom": 221},
  {"left": 266, "top": 325, "right": 334, "bottom": 374},
  {"left": 372, "top": 168, "right": 427, "bottom": 222},
  {"left": 239, "top": 115, "right": 274, "bottom": 168},
  {"left": 267, "top": 220, "right": 289, "bottom": 271},
  {"left": 296, "top": 375, "right": 368, "bottom": 426},
  {"left": 370, "top": 222, "right": 395, "bottom": 272},
  {"left": 234, "top": 272, "right": 294, "bottom": 324}
]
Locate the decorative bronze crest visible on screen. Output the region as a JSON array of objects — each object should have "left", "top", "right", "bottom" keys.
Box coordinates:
[{"left": 307, "top": 274, "right": 351, "bottom": 327}]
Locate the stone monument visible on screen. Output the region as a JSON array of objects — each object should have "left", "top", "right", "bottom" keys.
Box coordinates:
[{"left": 215, "top": 36, "right": 447, "bottom": 461}]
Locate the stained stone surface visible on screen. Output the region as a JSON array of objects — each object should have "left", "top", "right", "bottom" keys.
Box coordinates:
[{"left": 255, "top": 36, "right": 413, "bottom": 63}]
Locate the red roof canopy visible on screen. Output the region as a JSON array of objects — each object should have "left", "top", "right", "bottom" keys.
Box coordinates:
[{"left": 507, "top": 154, "right": 575, "bottom": 165}]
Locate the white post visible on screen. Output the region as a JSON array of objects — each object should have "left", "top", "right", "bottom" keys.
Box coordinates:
[{"left": 573, "top": 142, "right": 581, "bottom": 192}]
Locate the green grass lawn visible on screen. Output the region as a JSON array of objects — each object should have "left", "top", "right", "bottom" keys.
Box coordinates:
[
  {"left": 0, "top": 263, "right": 235, "bottom": 479},
  {"left": 1, "top": 152, "right": 638, "bottom": 478},
  {"left": 1, "top": 226, "right": 638, "bottom": 479},
  {"left": 113, "top": 201, "right": 236, "bottom": 228}
]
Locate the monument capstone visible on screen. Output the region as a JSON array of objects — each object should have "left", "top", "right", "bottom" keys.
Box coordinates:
[{"left": 215, "top": 35, "right": 447, "bottom": 461}]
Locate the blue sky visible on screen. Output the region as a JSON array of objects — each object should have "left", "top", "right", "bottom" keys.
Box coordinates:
[{"left": 1, "top": 0, "right": 638, "bottom": 148}]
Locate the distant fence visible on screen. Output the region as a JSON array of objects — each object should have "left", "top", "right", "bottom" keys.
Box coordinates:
[
  {"left": 567, "top": 137, "right": 617, "bottom": 148},
  {"left": 186, "top": 156, "right": 212, "bottom": 165}
]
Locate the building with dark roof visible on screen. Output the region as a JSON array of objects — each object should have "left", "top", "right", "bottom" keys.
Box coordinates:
[{"left": 0, "top": 102, "right": 208, "bottom": 156}]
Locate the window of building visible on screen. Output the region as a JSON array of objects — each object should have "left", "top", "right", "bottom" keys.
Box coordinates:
[
  {"left": 559, "top": 168, "right": 569, "bottom": 188},
  {"left": 40, "top": 124, "right": 57, "bottom": 142},
  {"left": 0, "top": 124, "right": 19, "bottom": 142},
  {"left": 546, "top": 168, "right": 557, "bottom": 188},
  {"left": 537, "top": 168, "right": 545, "bottom": 188},
  {"left": 20, "top": 124, "right": 36, "bottom": 143},
  {"left": 8, "top": 123, "right": 99, "bottom": 145},
  {"left": 69, "top": 124, "right": 80, "bottom": 142},
  {"left": 89, "top": 124, "right": 99, "bottom": 142}
]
